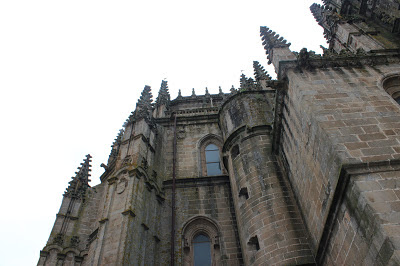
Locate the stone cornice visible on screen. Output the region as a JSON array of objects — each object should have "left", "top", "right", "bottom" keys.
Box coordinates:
[{"left": 278, "top": 50, "right": 400, "bottom": 79}]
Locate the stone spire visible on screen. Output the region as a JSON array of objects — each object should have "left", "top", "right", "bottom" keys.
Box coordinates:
[
  {"left": 64, "top": 154, "right": 92, "bottom": 199},
  {"left": 253, "top": 61, "right": 271, "bottom": 81},
  {"left": 155, "top": 80, "right": 170, "bottom": 107},
  {"left": 135, "top": 85, "right": 153, "bottom": 120},
  {"left": 260, "top": 26, "right": 291, "bottom": 64}
]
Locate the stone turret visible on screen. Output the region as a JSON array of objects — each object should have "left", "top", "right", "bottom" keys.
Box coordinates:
[{"left": 219, "top": 90, "right": 315, "bottom": 265}]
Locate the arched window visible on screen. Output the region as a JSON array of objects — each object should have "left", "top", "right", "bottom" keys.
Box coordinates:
[
  {"left": 193, "top": 234, "right": 212, "bottom": 266},
  {"left": 182, "top": 216, "right": 221, "bottom": 266},
  {"left": 205, "top": 144, "right": 222, "bottom": 176},
  {"left": 198, "top": 135, "right": 225, "bottom": 177}
]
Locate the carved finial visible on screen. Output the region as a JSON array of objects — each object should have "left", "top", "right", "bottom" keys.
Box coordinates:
[
  {"left": 156, "top": 80, "right": 170, "bottom": 107},
  {"left": 192, "top": 88, "right": 196, "bottom": 97},
  {"left": 253, "top": 61, "right": 271, "bottom": 81},
  {"left": 178, "top": 89, "right": 182, "bottom": 98},
  {"left": 219, "top": 86, "right": 223, "bottom": 95},
  {"left": 135, "top": 85, "right": 153, "bottom": 120},
  {"left": 205, "top": 87, "right": 210, "bottom": 95},
  {"left": 64, "top": 154, "right": 92, "bottom": 199},
  {"left": 230, "top": 85, "right": 237, "bottom": 94}
]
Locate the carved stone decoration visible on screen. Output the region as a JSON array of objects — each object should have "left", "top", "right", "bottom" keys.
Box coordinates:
[
  {"left": 116, "top": 178, "right": 128, "bottom": 194},
  {"left": 70, "top": 236, "right": 80, "bottom": 248},
  {"left": 53, "top": 233, "right": 64, "bottom": 245}
]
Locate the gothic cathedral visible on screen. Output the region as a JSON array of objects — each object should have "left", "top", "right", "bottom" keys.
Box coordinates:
[{"left": 39, "top": 1, "right": 400, "bottom": 265}]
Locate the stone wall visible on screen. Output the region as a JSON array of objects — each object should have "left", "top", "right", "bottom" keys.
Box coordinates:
[
  {"left": 324, "top": 170, "right": 400, "bottom": 265},
  {"left": 280, "top": 64, "right": 400, "bottom": 263}
]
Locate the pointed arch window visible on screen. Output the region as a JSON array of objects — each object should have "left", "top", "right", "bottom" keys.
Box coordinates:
[
  {"left": 193, "top": 234, "right": 212, "bottom": 266},
  {"left": 205, "top": 144, "right": 222, "bottom": 176}
]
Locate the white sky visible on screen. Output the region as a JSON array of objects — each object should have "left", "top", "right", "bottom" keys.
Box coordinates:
[{"left": 0, "top": 1, "right": 326, "bottom": 265}]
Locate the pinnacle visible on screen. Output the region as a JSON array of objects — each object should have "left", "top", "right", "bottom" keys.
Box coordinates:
[
  {"left": 64, "top": 154, "right": 92, "bottom": 199},
  {"left": 156, "top": 80, "right": 170, "bottom": 107},
  {"left": 253, "top": 61, "right": 271, "bottom": 81},
  {"left": 260, "top": 26, "right": 291, "bottom": 53},
  {"left": 239, "top": 74, "right": 256, "bottom": 91},
  {"left": 240, "top": 74, "right": 248, "bottom": 90},
  {"left": 135, "top": 85, "right": 154, "bottom": 120}
]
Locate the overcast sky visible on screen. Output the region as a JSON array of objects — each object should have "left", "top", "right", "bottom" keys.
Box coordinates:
[{"left": 0, "top": 1, "right": 326, "bottom": 265}]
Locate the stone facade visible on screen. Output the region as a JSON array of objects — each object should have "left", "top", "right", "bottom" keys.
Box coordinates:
[{"left": 39, "top": 1, "right": 400, "bottom": 265}]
